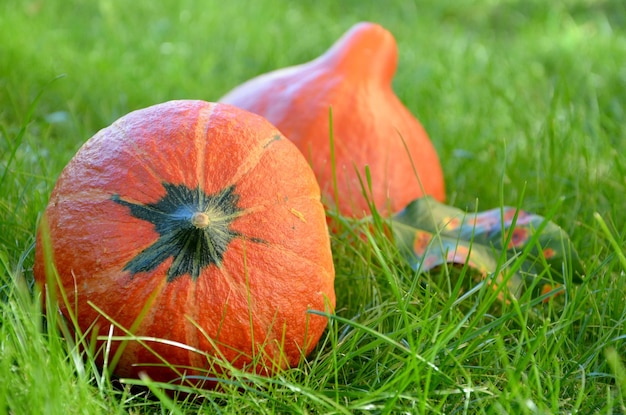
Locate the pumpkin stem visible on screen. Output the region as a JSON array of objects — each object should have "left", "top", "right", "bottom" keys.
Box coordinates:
[{"left": 191, "top": 212, "right": 210, "bottom": 229}]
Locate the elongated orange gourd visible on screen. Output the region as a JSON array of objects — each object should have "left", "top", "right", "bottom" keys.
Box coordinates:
[
  {"left": 221, "top": 22, "right": 445, "bottom": 217},
  {"left": 34, "top": 101, "right": 335, "bottom": 386}
]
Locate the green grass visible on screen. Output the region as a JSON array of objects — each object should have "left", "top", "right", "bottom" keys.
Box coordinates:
[{"left": 1, "top": 0, "right": 626, "bottom": 413}]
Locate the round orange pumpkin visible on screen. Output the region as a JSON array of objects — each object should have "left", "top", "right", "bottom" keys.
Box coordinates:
[
  {"left": 33, "top": 100, "right": 335, "bottom": 385},
  {"left": 220, "top": 22, "right": 445, "bottom": 217}
]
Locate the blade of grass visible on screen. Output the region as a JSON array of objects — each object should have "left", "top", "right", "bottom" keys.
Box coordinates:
[{"left": 594, "top": 212, "right": 626, "bottom": 271}]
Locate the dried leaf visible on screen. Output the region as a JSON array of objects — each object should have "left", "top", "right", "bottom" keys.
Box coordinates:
[{"left": 391, "top": 197, "right": 584, "bottom": 301}]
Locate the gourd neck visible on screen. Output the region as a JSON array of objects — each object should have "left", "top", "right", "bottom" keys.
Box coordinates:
[{"left": 315, "top": 22, "right": 398, "bottom": 85}]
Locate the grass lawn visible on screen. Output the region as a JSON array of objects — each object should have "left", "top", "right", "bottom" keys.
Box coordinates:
[{"left": 1, "top": 0, "right": 625, "bottom": 413}]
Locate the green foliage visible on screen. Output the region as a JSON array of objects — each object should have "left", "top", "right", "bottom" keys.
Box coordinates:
[{"left": 1, "top": 0, "right": 625, "bottom": 413}]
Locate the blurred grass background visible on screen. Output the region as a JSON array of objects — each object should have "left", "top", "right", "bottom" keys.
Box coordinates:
[{"left": 2, "top": 0, "right": 625, "bottom": 226}]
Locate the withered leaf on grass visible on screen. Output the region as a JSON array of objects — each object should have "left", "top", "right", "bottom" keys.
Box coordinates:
[{"left": 391, "top": 197, "right": 585, "bottom": 301}]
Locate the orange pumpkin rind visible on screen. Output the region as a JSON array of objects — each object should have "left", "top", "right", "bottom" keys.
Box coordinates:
[
  {"left": 34, "top": 100, "right": 336, "bottom": 386},
  {"left": 221, "top": 22, "right": 446, "bottom": 217}
]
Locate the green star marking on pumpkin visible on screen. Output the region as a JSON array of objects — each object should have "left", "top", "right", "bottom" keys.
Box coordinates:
[{"left": 112, "top": 183, "right": 247, "bottom": 282}]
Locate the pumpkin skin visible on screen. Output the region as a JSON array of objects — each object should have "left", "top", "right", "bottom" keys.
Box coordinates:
[
  {"left": 33, "top": 100, "right": 335, "bottom": 385},
  {"left": 220, "top": 22, "right": 445, "bottom": 217}
]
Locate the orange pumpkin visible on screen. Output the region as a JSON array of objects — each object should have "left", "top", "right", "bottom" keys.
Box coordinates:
[
  {"left": 34, "top": 100, "right": 335, "bottom": 385},
  {"left": 220, "top": 22, "right": 445, "bottom": 217}
]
